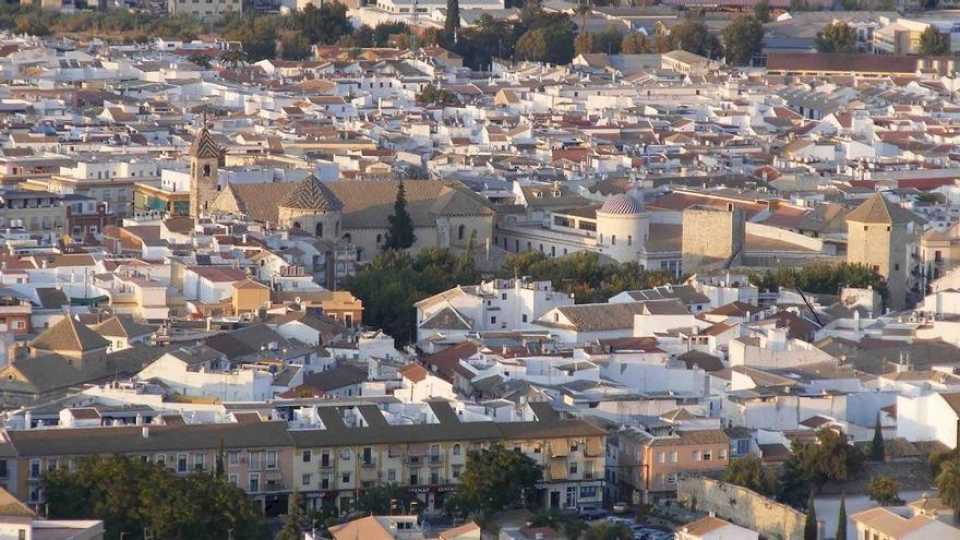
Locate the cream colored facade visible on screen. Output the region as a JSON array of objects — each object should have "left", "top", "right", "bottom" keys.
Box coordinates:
[{"left": 168, "top": 0, "right": 241, "bottom": 21}]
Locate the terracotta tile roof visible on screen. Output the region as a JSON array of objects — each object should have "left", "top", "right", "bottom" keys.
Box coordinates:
[
  {"left": 279, "top": 175, "right": 343, "bottom": 212},
  {"left": 31, "top": 315, "right": 110, "bottom": 353}
]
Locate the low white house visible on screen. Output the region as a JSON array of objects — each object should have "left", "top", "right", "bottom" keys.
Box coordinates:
[
  {"left": 397, "top": 363, "right": 456, "bottom": 403},
  {"left": 677, "top": 516, "right": 758, "bottom": 540},
  {"left": 136, "top": 347, "right": 274, "bottom": 402},
  {"left": 897, "top": 392, "right": 960, "bottom": 448}
]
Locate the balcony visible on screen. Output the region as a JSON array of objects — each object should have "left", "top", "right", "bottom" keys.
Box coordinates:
[
  {"left": 361, "top": 459, "right": 377, "bottom": 469},
  {"left": 404, "top": 456, "right": 423, "bottom": 466}
]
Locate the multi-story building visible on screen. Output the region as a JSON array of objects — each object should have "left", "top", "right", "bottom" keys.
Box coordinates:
[
  {"left": 0, "top": 191, "right": 67, "bottom": 235},
  {"left": 617, "top": 428, "right": 730, "bottom": 503},
  {"left": 167, "top": 0, "right": 241, "bottom": 21},
  {"left": 0, "top": 401, "right": 604, "bottom": 517}
]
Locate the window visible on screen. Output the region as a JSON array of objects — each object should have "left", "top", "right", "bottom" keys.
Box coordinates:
[
  {"left": 458, "top": 224, "right": 465, "bottom": 240},
  {"left": 302, "top": 450, "right": 312, "bottom": 463},
  {"left": 249, "top": 473, "right": 260, "bottom": 492},
  {"left": 229, "top": 474, "right": 239, "bottom": 487},
  {"left": 703, "top": 450, "right": 712, "bottom": 461},
  {"left": 453, "top": 444, "right": 461, "bottom": 456},
  {"left": 452, "top": 465, "right": 463, "bottom": 479},
  {"left": 490, "top": 316, "right": 496, "bottom": 324},
  {"left": 693, "top": 450, "right": 701, "bottom": 462},
  {"left": 658, "top": 452, "right": 666, "bottom": 464},
  {"left": 194, "top": 453, "right": 205, "bottom": 470},
  {"left": 266, "top": 451, "right": 278, "bottom": 469},
  {"left": 628, "top": 235, "right": 632, "bottom": 246},
  {"left": 249, "top": 452, "right": 261, "bottom": 470},
  {"left": 387, "top": 469, "right": 397, "bottom": 482},
  {"left": 430, "top": 470, "right": 440, "bottom": 484},
  {"left": 341, "top": 472, "right": 351, "bottom": 484},
  {"left": 670, "top": 451, "right": 678, "bottom": 463},
  {"left": 719, "top": 449, "right": 727, "bottom": 460},
  {"left": 315, "top": 223, "right": 323, "bottom": 237},
  {"left": 611, "top": 235, "right": 616, "bottom": 245},
  {"left": 340, "top": 449, "right": 352, "bottom": 460},
  {"left": 522, "top": 314, "right": 528, "bottom": 323},
  {"left": 177, "top": 454, "right": 188, "bottom": 473},
  {"left": 569, "top": 462, "right": 578, "bottom": 475},
  {"left": 302, "top": 474, "right": 312, "bottom": 486},
  {"left": 30, "top": 459, "right": 39, "bottom": 479},
  {"left": 155, "top": 455, "right": 165, "bottom": 467},
  {"left": 202, "top": 164, "right": 211, "bottom": 177},
  {"left": 580, "top": 486, "right": 598, "bottom": 498}
]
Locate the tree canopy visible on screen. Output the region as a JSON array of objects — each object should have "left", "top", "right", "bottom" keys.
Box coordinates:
[
  {"left": 384, "top": 181, "right": 416, "bottom": 250},
  {"left": 723, "top": 455, "right": 778, "bottom": 496},
  {"left": 815, "top": 22, "right": 857, "bottom": 53},
  {"left": 937, "top": 458, "right": 960, "bottom": 518},
  {"left": 721, "top": 15, "right": 764, "bottom": 66},
  {"left": 866, "top": 475, "right": 902, "bottom": 506},
  {"left": 919, "top": 26, "right": 950, "bottom": 56},
  {"left": 43, "top": 455, "right": 265, "bottom": 540},
  {"left": 667, "top": 18, "right": 723, "bottom": 58},
  {"left": 499, "top": 251, "right": 674, "bottom": 303},
  {"left": 749, "top": 262, "right": 886, "bottom": 297},
  {"left": 344, "top": 249, "right": 479, "bottom": 345},
  {"left": 454, "top": 444, "right": 542, "bottom": 518}
]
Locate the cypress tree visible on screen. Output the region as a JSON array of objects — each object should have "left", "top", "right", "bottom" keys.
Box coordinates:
[
  {"left": 445, "top": 0, "right": 460, "bottom": 36},
  {"left": 385, "top": 181, "right": 416, "bottom": 250},
  {"left": 836, "top": 493, "right": 847, "bottom": 540},
  {"left": 870, "top": 413, "right": 886, "bottom": 462},
  {"left": 804, "top": 492, "right": 818, "bottom": 540}
]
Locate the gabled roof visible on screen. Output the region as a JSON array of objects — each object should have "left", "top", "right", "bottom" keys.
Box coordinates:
[
  {"left": 0, "top": 487, "right": 35, "bottom": 518},
  {"left": 92, "top": 315, "right": 156, "bottom": 339},
  {"left": 32, "top": 315, "right": 110, "bottom": 353}
]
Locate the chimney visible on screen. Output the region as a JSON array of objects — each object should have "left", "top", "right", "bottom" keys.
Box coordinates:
[{"left": 142, "top": 426, "right": 150, "bottom": 439}]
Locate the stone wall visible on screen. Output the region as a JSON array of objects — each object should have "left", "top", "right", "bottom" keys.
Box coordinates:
[
  {"left": 676, "top": 477, "right": 807, "bottom": 540},
  {"left": 681, "top": 205, "right": 745, "bottom": 274}
]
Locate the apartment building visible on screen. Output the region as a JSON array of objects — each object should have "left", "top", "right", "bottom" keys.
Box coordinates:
[
  {"left": 0, "top": 191, "right": 67, "bottom": 234},
  {"left": 0, "top": 401, "right": 604, "bottom": 517},
  {"left": 618, "top": 428, "right": 730, "bottom": 503},
  {"left": 167, "top": 0, "right": 242, "bottom": 21}
]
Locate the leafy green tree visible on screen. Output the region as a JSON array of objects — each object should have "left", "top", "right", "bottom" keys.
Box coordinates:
[
  {"left": 384, "top": 182, "right": 416, "bottom": 250},
  {"left": 749, "top": 262, "right": 886, "bottom": 298},
  {"left": 584, "top": 523, "right": 632, "bottom": 540},
  {"left": 356, "top": 483, "right": 416, "bottom": 514},
  {"left": 721, "top": 15, "right": 763, "bottom": 66},
  {"left": 777, "top": 453, "right": 809, "bottom": 509},
  {"left": 575, "top": 32, "right": 594, "bottom": 55},
  {"left": 280, "top": 31, "right": 312, "bottom": 60},
  {"left": 866, "top": 476, "right": 902, "bottom": 506},
  {"left": 723, "top": 455, "right": 777, "bottom": 496},
  {"left": 930, "top": 448, "right": 960, "bottom": 477},
  {"left": 836, "top": 494, "right": 847, "bottom": 540},
  {"left": 445, "top": 0, "right": 460, "bottom": 36},
  {"left": 794, "top": 429, "right": 865, "bottom": 489},
  {"left": 417, "top": 84, "right": 461, "bottom": 106},
  {"left": 815, "top": 22, "right": 856, "bottom": 53},
  {"left": 919, "top": 26, "right": 950, "bottom": 56},
  {"left": 43, "top": 455, "right": 264, "bottom": 540},
  {"left": 753, "top": 0, "right": 770, "bottom": 23},
  {"left": 804, "top": 492, "right": 817, "bottom": 540},
  {"left": 937, "top": 459, "right": 960, "bottom": 519},
  {"left": 499, "top": 251, "right": 673, "bottom": 303},
  {"left": 187, "top": 54, "right": 212, "bottom": 69},
  {"left": 296, "top": 3, "right": 353, "bottom": 45},
  {"left": 592, "top": 25, "right": 622, "bottom": 54},
  {"left": 373, "top": 21, "right": 409, "bottom": 46},
  {"left": 516, "top": 22, "right": 576, "bottom": 65},
  {"left": 457, "top": 444, "right": 542, "bottom": 518},
  {"left": 345, "top": 249, "right": 484, "bottom": 345},
  {"left": 668, "top": 17, "right": 723, "bottom": 58},
  {"left": 621, "top": 32, "right": 648, "bottom": 53},
  {"left": 277, "top": 491, "right": 305, "bottom": 540},
  {"left": 869, "top": 414, "right": 885, "bottom": 462}
]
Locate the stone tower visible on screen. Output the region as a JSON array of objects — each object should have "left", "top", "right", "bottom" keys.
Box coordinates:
[
  {"left": 681, "top": 204, "right": 745, "bottom": 274},
  {"left": 846, "top": 193, "right": 917, "bottom": 311},
  {"left": 189, "top": 126, "right": 222, "bottom": 219}
]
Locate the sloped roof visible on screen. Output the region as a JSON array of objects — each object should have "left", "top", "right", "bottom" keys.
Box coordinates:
[
  {"left": 0, "top": 487, "right": 35, "bottom": 518},
  {"left": 190, "top": 127, "right": 222, "bottom": 159},
  {"left": 846, "top": 193, "right": 917, "bottom": 224},
  {"left": 279, "top": 175, "right": 344, "bottom": 212},
  {"left": 92, "top": 315, "right": 156, "bottom": 339},
  {"left": 32, "top": 316, "right": 110, "bottom": 353}
]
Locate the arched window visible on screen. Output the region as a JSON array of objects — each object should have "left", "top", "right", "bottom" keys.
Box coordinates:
[
  {"left": 343, "top": 233, "right": 352, "bottom": 243},
  {"left": 315, "top": 223, "right": 323, "bottom": 237},
  {"left": 293, "top": 222, "right": 301, "bottom": 230},
  {"left": 202, "top": 164, "right": 212, "bottom": 177},
  {"left": 453, "top": 444, "right": 461, "bottom": 456},
  {"left": 457, "top": 224, "right": 465, "bottom": 240}
]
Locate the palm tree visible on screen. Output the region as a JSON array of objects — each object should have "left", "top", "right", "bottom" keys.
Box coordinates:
[{"left": 937, "top": 459, "right": 960, "bottom": 521}]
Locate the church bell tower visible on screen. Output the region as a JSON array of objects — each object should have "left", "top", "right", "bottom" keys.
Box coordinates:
[{"left": 189, "top": 125, "right": 222, "bottom": 219}]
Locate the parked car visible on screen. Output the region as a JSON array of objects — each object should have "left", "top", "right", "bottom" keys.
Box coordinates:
[
  {"left": 579, "top": 506, "right": 608, "bottom": 521},
  {"left": 612, "top": 502, "right": 629, "bottom": 514}
]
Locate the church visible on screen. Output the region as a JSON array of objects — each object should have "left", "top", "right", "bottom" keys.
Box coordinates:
[{"left": 187, "top": 127, "right": 496, "bottom": 263}]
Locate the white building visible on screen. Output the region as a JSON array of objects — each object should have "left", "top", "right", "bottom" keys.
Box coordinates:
[
  {"left": 136, "top": 348, "right": 274, "bottom": 402},
  {"left": 896, "top": 392, "right": 960, "bottom": 449},
  {"left": 415, "top": 278, "right": 573, "bottom": 344}
]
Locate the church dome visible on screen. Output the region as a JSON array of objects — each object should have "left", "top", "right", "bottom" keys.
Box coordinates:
[
  {"left": 599, "top": 193, "right": 644, "bottom": 216},
  {"left": 280, "top": 175, "right": 344, "bottom": 212}
]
